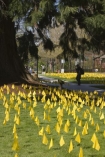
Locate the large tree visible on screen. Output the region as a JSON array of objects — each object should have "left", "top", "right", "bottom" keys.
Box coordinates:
[
  {"left": 0, "top": 0, "right": 56, "bottom": 83},
  {"left": 0, "top": 0, "right": 31, "bottom": 82}
]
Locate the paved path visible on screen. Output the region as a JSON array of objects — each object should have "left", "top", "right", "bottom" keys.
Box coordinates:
[{"left": 39, "top": 75, "right": 105, "bottom": 93}]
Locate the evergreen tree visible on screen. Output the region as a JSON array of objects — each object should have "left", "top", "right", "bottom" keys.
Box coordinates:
[{"left": 0, "top": 0, "right": 54, "bottom": 83}]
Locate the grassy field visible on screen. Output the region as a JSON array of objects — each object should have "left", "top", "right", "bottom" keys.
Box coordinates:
[
  {"left": 0, "top": 84, "right": 105, "bottom": 157},
  {"left": 45, "top": 72, "right": 105, "bottom": 84}
]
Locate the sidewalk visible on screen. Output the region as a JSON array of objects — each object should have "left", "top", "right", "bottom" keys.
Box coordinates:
[{"left": 39, "top": 75, "right": 105, "bottom": 93}]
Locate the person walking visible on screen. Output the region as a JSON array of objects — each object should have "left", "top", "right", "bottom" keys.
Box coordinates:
[{"left": 75, "top": 64, "right": 82, "bottom": 85}]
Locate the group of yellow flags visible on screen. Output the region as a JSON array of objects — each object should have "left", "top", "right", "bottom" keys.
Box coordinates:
[{"left": 0, "top": 84, "right": 105, "bottom": 157}]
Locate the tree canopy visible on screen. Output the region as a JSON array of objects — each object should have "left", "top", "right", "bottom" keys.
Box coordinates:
[{"left": 0, "top": 0, "right": 105, "bottom": 83}]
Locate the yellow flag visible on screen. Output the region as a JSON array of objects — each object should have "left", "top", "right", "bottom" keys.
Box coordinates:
[
  {"left": 103, "top": 130, "right": 105, "bottom": 137},
  {"left": 39, "top": 127, "right": 44, "bottom": 136},
  {"left": 13, "top": 124, "right": 16, "bottom": 134},
  {"left": 35, "top": 116, "right": 40, "bottom": 126},
  {"left": 91, "top": 133, "right": 97, "bottom": 143},
  {"left": 14, "top": 153, "right": 18, "bottom": 157},
  {"left": 17, "top": 107, "right": 20, "bottom": 115},
  {"left": 95, "top": 123, "right": 100, "bottom": 132},
  {"left": 75, "top": 116, "right": 79, "bottom": 124},
  {"left": 3, "top": 119, "right": 6, "bottom": 125},
  {"left": 23, "top": 102, "right": 26, "bottom": 109},
  {"left": 16, "top": 116, "right": 20, "bottom": 125},
  {"left": 45, "top": 125, "right": 51, "bottom": 134},
  {"left": 59, "top": 135, "right": 65, "bottom": 147},
  {"left": 42, "top": 133, "right": 48, "bottom": 145},
  {"left": 73, "top": 127, "right": 77, "bottom": 136},
  {"left": 79, "top": 147, "right": 83, "bottom": 157},
  {"left": 5, "top": 111, "right": 9, "bottom": 121},
  {"left": 49, "top": 138, "right": 53, "bottom": 149},
  {"left": 78, "top": 120, "right": 82, "bottom": 127},
  {"left": 12, "top": 139, "right": 19, "bottom": 151},
  {"left": 83, "top": 111, "right": 87, "bottom": 119},
  {"left": 91, "top": 118, "right": 95, "bottom": 126},
  {"left": 89, "top": 114, "right": 92, "bottom": 121},
  {"left": 66, "top": 119, "right": 70, "bottom": 126},
  {"left": 82, "top": 126, "right": 88, "bottom": 135},
  {"left": 43, "top": 111, "right": 47, "bottom": 120},
  {"left": 58, "top": 116, "right": 62, "bottom": 126},
  {"left": 59, "top": 108, "right": 63, "bottom": 117},
  {"left": 78, "top": 97, "right": 82, "bottom": 103},
  {"left": 55, "top": 122, "right": 60, "bottom": 134},
  {"left": 30, "top": 108, "right": 34, "bottom": 118},
  {"left": 56, "top": 106, "right": 61, "bottom": 113},
  {"left": 14, "top": 132, "right": 18, "bottom": 139},
  {"left": 75, "top": 133, "right": 81, "bottom": 143},
  {"left": 12, "top": 84, "right": 15, "bottom": 89},
  {"left": 84, "top": 121, "right": 88, "bottom": 130},
  {"left": 100, "top": 113, "right": 104, "bottom": 120},
  {"left": 68, "top": 108, "right": 71, "bottom": 115},
  {"left": 92, "top": 138, "right": 100, "bottom": 151},
  {"left": 64, "top": 123, "right": 69, "bottom": 133},
  {"left": 68, "top": 140, "right": 73, "bottom": 153}
]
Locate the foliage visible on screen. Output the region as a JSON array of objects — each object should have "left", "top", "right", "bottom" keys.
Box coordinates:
[
  {"left": 17, "top": 30, "right": 38, "bottom": 65},
  {"left": 1, "top": 0, "right": 105, "bottom": 75}
]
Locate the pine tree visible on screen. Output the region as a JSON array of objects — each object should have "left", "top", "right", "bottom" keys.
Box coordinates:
[{"left": 0, "top": 0, "right": 57, "bottom": 83}]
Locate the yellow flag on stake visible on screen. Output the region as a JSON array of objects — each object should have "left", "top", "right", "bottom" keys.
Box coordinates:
[
  {"left": 12, "top": 139, "right": 19, "bottom": 151},
  {"left": 78, "top": 120, "right": 82, "bottom": 127},
  {"left": 75, "top": 133, "right": 81, "bottom": 143},
  {"left": 82, "top": 126, "right": 88, "bottom": 135},
  {"left": 66, "top": 119, "right": 70, "bottom": 126},
  {"left": 95, "top": 123, "right": 100, "bottom": 132},
  {"left": 5, "top": 111, "right": 9, "bottom": 121},
  {"left": 13, "top": 124, "right": 16, "bottom": 134},
  {"left": 49, "top": 138, "right": 53, "bottom": 149},
  {"left": 55, "top": 122, "right": 60, "bottom": 134},
  {"left": 73, "top": 127, "right": 77, "bottom": 136},
  {"left": 68, "top": 140, "right": 73, "bottom": 153},
  {"left": 14, "top": 132, "right": 18, "bottom": 139},
  {"left": 91, "top": 118, "right": 95, "bottom": 126},
  {"left": 91, "top": 133, "right": 97, "bottom": 143},
  {"left": 85, "top": 121, "right": 88, "bottom": 130},
  {"left": 92, "top": 138, "right": 100, "bottom": 151},
  {"left": 59, "top": 135, "right": 65, "bottom": 147},
  {"left": 14, "top": 153, "right": 18, "bottom": 157},
  {"left": 45, "top": 125, "right": 51, "bottom": 134},
  {"left": 42, "top": 133, "right": 48, "bottom": 145},
  {"left": 79, "top": 147, "right": 83, "bottom": 157},
  {"left": 39, "top": 127, "right": 44, "bottom": 136},
  {"left": 16, "top": 116, "right": 20, "bottom": 125},
  {"left": 64, "top": 123, "right": 69, "bottom": 133},
  {"left": 43, "top": 111, "right": 48, "bottom": 120},
  {"left": 103, "top": 130, "right": 105, "bottom": 137},
  {"left": 100, "top": 113, "right": 104, "bottom": 120},
  {"left": 91, "top": 133, "right": 100, "bottom": 151}
]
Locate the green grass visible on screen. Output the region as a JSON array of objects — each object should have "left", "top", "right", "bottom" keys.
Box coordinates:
[
  {"left": 0, "top": 88, "right": 105, "bottom": 157},
  {"left": 40, "top": 74, "right": 105, "bottom": 85}
]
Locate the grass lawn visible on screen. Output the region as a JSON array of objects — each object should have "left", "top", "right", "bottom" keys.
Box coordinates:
[
  {"left": 0, "top": 85, "right": 105, "bottom": 157},
  {"left": 44, "top": 72, "right": 105, "bottom": 85}
]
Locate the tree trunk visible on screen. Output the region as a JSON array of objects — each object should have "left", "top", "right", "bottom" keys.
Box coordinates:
[{"left": 0, "top": 16, "right": 28, "bottom": 82}]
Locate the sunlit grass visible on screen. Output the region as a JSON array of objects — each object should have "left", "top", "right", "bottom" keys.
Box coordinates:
[
  {"left": 45, "top": 72, "right": 105, "bottom": 84},
  {"left": 0, "top": 84, "right": 105, "bottom": 157}
]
